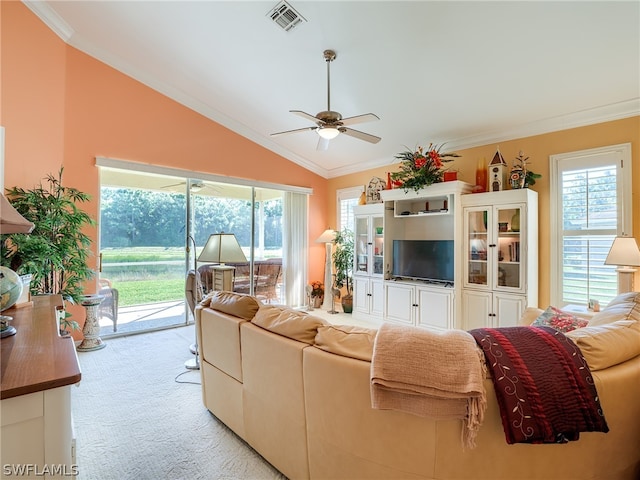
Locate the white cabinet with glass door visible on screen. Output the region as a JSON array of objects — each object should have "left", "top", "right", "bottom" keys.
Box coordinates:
[
  {"left": 353, "top": 204, "right": 384, "bottom": 321},
  {"left": 460, "top": 189, "right": 538, "bottom": 329}
]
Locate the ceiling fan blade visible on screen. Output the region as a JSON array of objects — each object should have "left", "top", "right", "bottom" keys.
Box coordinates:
[
  {"left": 161, "top": 182, "right": 185, "bottom": 189},
  {"left": 340, "top": 127, "right": 381, "bottom": 144},
  {"left": 340, "top": 113, "right": 380, "bottom": 127},
  {"left": 316, "top": 136, "right": 330, "bottom": 151},
  {"left": 290, "top": 110, "right": 320, "bottom": 124},
  {"left": 271, "top": 126, "right": 317, "bottom": 137}
]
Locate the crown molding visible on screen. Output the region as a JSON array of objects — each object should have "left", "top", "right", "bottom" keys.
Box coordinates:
[
  {"left": 23, "top": 1, "right": 74, "bottom": 41},
  {"left": 326, "top": 99, "right": 640, "bottom": 179},
  {"left": 446, "top": 99, "right": 640, "bottom": 153}
]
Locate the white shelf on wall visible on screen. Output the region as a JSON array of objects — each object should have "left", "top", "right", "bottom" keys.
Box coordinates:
[{"left": 380, "top": 180, "right": 474, "bottom": 202}]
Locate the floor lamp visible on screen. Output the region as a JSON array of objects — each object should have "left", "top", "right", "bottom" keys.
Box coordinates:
[
  {"left": 315, "top": 229, "right": 336, "bottom": 311},
  {"left": 604, "top": 236, "right": 640, "bottom": 294},
  {"left": 185, "top": 232, "right": 247, "bottom": 370}
]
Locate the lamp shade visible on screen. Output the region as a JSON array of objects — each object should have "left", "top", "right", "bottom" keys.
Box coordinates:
[
  {"left": 317, "top": 126, "right": 340, "bottom": 140},
  {"left": 315, "top": 229, "right": 336, "bottom": 244},
  {"left": 0, "top": 194, "right": 34, "bottom": 234},
  {"left": 197, "top": 233, "right": 247, "bottom": 264},
  {"left": 604, "top": 236, "right": 640, "bottom": 267}
]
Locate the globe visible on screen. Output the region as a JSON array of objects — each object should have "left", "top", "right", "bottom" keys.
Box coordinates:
[{"left": 0, "top": 266, "right": 23, "bottom": 312}]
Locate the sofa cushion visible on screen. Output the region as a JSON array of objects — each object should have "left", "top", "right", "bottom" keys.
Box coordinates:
[
  {"left": 566, "top": 319, "right": 640, "bottom": 370},
  {"left": 252, "top": 305, "right": 328, "bottom": 344},
  {"left": 203, "top": 291, "right": 261, "bottom": 320},
  {"left": 587, "top": 292, "right": 640, "bottom": 328},
  {"left": 519, "top": 307, "right": 544, "bottom": 326},
  {"left": 532, "top": 306, "right": 588, "bottom": 333},
  {"left": 314, "top": 324, "right": 378, "bottom": 362}
]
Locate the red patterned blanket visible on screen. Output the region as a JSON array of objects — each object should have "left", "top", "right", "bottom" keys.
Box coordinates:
[{"left": 469, "top": 326, "right": 608, "bottom": 444}]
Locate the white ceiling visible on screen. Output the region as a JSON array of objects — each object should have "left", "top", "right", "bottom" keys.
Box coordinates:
[{"left": 26, "top": 1, "right": 640, "bottom": 179}]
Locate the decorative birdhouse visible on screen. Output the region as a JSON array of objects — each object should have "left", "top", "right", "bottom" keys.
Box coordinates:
[{"left": 489, "top": 147, "right": 507, "bottom": 191}]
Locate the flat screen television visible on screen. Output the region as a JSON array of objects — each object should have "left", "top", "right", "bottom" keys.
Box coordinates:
[{"left": 392, "top": 240, "right": 454, "bottom": 284}]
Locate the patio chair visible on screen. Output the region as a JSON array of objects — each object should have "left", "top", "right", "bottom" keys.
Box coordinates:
[
  {"left": 254, "top": 258, "right": 282, "bottom": 304},
  {"left": 98, "top": 279, "right": 119, "bottom": 332},
  {"left": 231, "top": 262, "right": 251, "bottom": 294}
]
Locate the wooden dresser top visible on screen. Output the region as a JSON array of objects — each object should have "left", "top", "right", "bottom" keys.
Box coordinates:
[{"left": 1, "top": 296, "right": 81, "bottom": 399}]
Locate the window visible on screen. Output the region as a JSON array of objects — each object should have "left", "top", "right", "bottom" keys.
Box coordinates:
[
  {"left": 550, "top": 144, "right": 632, "bottom": 307},
  {"left": 336, "top": 186, "right": 363, "bottom": 232}
]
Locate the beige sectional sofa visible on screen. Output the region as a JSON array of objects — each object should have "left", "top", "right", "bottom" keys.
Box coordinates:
[{"left": 195, "top": 291, "right": 640, "bottom": 480}]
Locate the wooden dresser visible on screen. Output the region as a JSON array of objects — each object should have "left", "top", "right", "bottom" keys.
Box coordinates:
[{"left": 1, "top": 295, "right": 81, "bottom": 478}]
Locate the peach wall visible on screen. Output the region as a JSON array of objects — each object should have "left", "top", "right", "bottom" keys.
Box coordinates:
[
  {"left": 60, "top": 45, "right": 328, "bottom": 282},
  {"left": 3, "top": 3, "right": 328, "bottom": 336},
  {"left": 1, "top": 1, "right": 66, "bottom": 187},
  {"left": 329, "top": 116, "right": 640, "bottom": 308}
]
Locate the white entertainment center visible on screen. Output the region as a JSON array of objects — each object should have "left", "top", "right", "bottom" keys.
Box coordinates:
[{"left": 352, "top": 181, "right": 538, "bottom": 330}]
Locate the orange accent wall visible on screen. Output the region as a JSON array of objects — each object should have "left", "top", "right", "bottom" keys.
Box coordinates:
[
  {"left": 2, "top": 3, "right": 328, "bottom": 337},
  {"left": 329, "top": 116, "right": 640, "bottom": 308},
  {"left": 1, "top": 1, "right": 67, "bottom": 186}
]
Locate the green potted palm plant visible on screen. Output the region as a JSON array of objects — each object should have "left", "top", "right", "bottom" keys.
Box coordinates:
[
  {"left": 332, "top": 228, "right": 354, "bottom": 313},
  {"left": 1, "top": 168, "right": 95, "bottom": 331}
]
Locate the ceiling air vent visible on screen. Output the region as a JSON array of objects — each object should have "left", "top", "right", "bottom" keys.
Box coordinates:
[{"left": 267, "top": 1, "right": 306, "bottom": 32}]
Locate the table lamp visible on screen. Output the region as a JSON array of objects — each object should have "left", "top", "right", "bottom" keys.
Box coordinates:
[{"left": 604, "top": 236, "right": 640, "bottom": 293}]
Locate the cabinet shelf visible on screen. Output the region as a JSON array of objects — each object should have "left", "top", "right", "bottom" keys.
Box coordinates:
[{"left": 394, "top": 195, "right": 451, "bottom": 218}]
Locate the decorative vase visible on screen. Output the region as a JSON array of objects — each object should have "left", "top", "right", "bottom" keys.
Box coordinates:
[
  {"left": 341, "top": 296, "right": 353, "bottom": 314},
  {"left": 510, "top": 168, "right": 525, "bottom": 189},
  {"left": 511, "top": 210, "right": 520, "bottom": 232},
  {"left": 312, "top": 296, "right": 323, "bottom": 308},
  {"left": 386, "top": 172, "right": 392, "bottom": 190},
  {"left": 475, "top": 158, "right": 487, "bottom": 192}
]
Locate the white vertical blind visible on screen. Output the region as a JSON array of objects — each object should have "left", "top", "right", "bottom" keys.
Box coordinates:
[{"left": 283, "top": 191, "right": 308, "bottom": 308}]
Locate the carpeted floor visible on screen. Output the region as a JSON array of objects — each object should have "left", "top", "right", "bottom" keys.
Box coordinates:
[{"left": 72, "top": 325, "right": 286, "bottom": 480}]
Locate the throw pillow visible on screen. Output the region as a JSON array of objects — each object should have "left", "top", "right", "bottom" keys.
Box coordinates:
[
  {"left": 532, "top": 306, "right": 588, "bottom": 333},
  {"left": 566, "top": 319, "right": 640, "bottom": 370},
  {"left": 252, "top": 305, "right": 328, "bottom": 344},
  {"left": 587, "top": 291, "right": 640, "bottom": 328},
  {"left": 205, "top": 291, "right": 261, "bottom": 320},
  {"left": 314, "top": 324, "right": 378, "bottom": 362}
]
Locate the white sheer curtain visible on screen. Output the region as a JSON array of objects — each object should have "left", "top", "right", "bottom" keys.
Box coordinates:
[{"left": 283, "top": 192, "right": 308, "bottom": 307}]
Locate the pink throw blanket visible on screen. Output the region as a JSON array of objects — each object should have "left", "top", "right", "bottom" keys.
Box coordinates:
[{"left": 371, "top": 323, "right": 487, "bottom": 449}]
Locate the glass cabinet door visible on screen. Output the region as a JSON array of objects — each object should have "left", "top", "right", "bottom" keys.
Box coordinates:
[
  {"left": 495, "top": 205, "right": 522, "bottom": 290},
  {"left": 355, "top": 216, "right": 370, "bottom": 274},
  {"left": 466, "top": 208, "right": 489, "bottom": 287},
  {"left": 372, "top": 216, "right": 384, "bottom": 275},
  {"left": 355, "top": 213, "right": 384, "bottom": 276}
]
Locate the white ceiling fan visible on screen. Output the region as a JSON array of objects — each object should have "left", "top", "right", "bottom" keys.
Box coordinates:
[{"left": 271, "top": 49, "right": 381, "bottom": 151}]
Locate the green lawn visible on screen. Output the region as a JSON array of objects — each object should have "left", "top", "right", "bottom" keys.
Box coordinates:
[
  {"left": 113, "top": 278, "right": 185, "bottom": 306},
  {"left": 100, "top": 247, "right": 187, "bottom": 306}
]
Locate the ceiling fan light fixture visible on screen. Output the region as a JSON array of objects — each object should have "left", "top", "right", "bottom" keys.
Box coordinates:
[{"left": 317, "top": 126, "right": 340, "bottom": 140}]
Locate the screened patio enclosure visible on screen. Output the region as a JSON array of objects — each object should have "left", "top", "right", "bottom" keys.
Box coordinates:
[{"left": 97, "top": 164, "right": 290, "bottom": 337}]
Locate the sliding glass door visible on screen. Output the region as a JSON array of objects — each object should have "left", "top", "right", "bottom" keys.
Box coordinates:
[
  {"left": 98, "top": 167, "right": 287, "bottom": 336},
  {"left": 191, "top": 181, "right": 284, "bottom": 303},
  {"left": 99, "top": 170, "right": 190, "bottom": 335}
]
